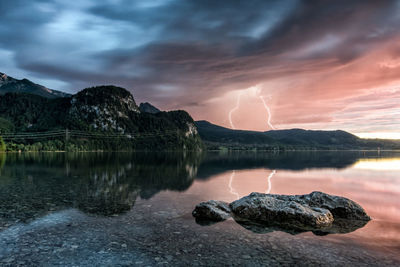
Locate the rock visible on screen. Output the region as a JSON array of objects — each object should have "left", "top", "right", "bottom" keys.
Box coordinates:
[
  {"left": 193, "top": 191, "right": 370, "bottom": 235},
  {"left": 230, "top": 191, "right": 370, "bottom": 222},
  {"left": 300, "top": 191, "right": 371, "bottom": 221},
  {"left": 192, "top": 200, "right": 231, "bottom": 222},
  {"left": 230, "top": 194, "right": 334, "bottom": 229}
]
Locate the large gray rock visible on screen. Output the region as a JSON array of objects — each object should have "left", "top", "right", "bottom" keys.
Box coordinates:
[
  {"left": 193, "top": 191, "right": 370, "bottom": 235},
  {"left": 246, "top": 191, "right": 371, "bottom": 221},
  {"left": 230, "top": 193, "right": 334, "bottom": 228},
  {"left": 192, "top": 200, "right": 231, "bottom": 222},
  {"left": 299, "top": 191, "right": 371, "bottom": 221}
]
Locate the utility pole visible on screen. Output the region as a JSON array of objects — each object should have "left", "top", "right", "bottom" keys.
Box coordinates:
[{"left": 65, "top": 129, "right": 69, "bottom": 151}]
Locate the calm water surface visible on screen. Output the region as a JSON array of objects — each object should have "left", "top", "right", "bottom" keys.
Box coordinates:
[{"left": 0, "top": 151, "right": 399, "bottom": 266}]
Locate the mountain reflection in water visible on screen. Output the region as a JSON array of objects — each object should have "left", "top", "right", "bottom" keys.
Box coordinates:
[
  {"left": 0, "top": 151, "right": 398, "bottom": 228},
  {"left": 0, "top": 152, "right": 201, "bottom": 225}
]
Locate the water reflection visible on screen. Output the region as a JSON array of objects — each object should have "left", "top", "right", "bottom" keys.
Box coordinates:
[
  {"left": 353, "top": 158, "right": 400, "bottom": 170},
  {"left": 228, "top": 169, "right": 277, "bottom": 199},
  {"left": 0, "top": 152, "right": 202, "bottom": 227},
  {"left": 0, "top": 151, "right": 398, "bottom": 230},
  {"left": 1, "top": 151, "right": 399, "bottom": 265},
  {"left": 181, "top": 151, "right": 400, "bottom": 252},
  {"left": 235, "top": 217, "right": 369, "bottom": 236},
  {"left": 196, "top": 151, "right": 397, "bottom": 179},
  {"left": 0, "top": 153, "right": 5, "bottom": 173}
]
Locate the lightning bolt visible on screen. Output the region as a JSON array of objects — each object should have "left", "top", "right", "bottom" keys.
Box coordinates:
[
  {"left": 228, "top": 85, "right": 276, "bottom": 130},
  {"left": 228, "top": 170, "right": 240, "bottom": 199},
  {"left": 259, "top": 95, "right": 276, "bottom": 130},
  {"left": 265, "top": 170, "right": 277, "bottom": 194},
  {"left": 228, "top": 92, "right": 243, "bottom": 129}
]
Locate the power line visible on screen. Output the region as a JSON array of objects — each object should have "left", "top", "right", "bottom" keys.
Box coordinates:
[
  {"left": 1, "top": 129, "right": 188, "bottom": 141},
  {"left": 1, "top": 130, "right": 65, "bottom": 137},
  {"left": 2, "top": 132, "right": 66, "bottom": 138}
]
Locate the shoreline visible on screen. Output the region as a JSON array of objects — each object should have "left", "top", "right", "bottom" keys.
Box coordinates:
[{"left": 2, "top": 149, "right": 400, "bottom": 153}]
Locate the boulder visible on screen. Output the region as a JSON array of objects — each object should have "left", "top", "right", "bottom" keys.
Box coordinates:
[
  {"left": 192, "top": 200, "right": 231, "bottom": 222},
  {"left": 300, "top": 191, "right": 371, "bottom": 221},
  {"left": 230, "top": 194, "right": 334, "bottom": 228},
  {"left": 232, "top": 191, "right": 370, "bottom": 222},
  {"left": 193, "top": 191, "right": 370, "bottom": 235}
]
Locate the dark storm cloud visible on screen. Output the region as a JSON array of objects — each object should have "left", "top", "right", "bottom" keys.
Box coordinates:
[
  {"left": 88, "top": 0, "right": 400, "bottom": 105},
  {"left": 0, "top": 0, "right": 56, "bottom": 47},
  {"left": 247, "top": 0, "right": 400, "bottom": 60},
  {"left": 1, "top": 0, "right": 400, "bottom": 108},
  {"left": 90, "top": 0, "right": 292, "bottom": 41}
]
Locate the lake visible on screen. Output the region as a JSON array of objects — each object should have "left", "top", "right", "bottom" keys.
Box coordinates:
[{"left": 0, "top": 151, "right": 399, "bottom": 266}]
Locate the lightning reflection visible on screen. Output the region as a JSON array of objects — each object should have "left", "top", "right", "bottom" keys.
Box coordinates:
[
  {"left": 228, "top": 170, "right": 240, "bottom": 199},
  {"left": 265, "top": 170, "right": 277, "bottom": 194}
]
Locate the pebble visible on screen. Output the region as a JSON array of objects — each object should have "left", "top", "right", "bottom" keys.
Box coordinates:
[{"left": 166, "top": 255, "right": 173, "bottom": 261}]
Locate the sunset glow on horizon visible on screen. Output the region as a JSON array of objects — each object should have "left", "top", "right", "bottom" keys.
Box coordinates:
[{"left": 355, "top": 132, "right": 400, "bottom": 140}]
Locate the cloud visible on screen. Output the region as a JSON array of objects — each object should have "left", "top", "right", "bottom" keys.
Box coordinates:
[{"left": 1, "top": 0, "right": 400, "bottom": 132}]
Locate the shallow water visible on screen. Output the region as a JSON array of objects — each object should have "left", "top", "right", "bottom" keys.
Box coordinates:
[{"left": 0, "top": 151, "right": 399, "bottom": 266}]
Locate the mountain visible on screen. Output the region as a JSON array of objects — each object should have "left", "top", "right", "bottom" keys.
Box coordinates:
[
  {"left": 139, "top": 102, "right": 161, "bottom": 114},
  {"left": 68, "top": 85, "right": 140, "bottom": 131},
  {"left": 0, "top": 85, "right": 203, "bottom": 151},
  {"left": 195, "top": 120, "right": 400, "bottom": 150},
  {"left": 194, "top": 120, "right": 275, "bottom": 145},
  {"left": 263, "top": 128, "right": 359, "bottom": 146},
  {"left": 0, "top": 72, "right": 71, "bottom": 98}
]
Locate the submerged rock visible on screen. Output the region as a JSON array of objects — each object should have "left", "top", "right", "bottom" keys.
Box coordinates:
[
  {"left": 192, "top": 200, "right": 231, "bottom": 222},
  {"left": 193, "top": 191, "right": 370, "bottom": 235},
  {"left": 311, "top": 218, "right": 370, "bottom": 236}
]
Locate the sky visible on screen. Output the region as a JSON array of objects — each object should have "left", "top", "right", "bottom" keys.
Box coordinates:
[{"left": 1, "top": 0, "right": 400, "bottom": 138}]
